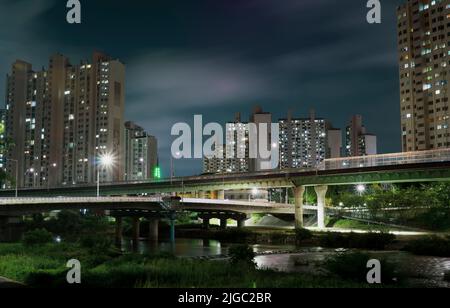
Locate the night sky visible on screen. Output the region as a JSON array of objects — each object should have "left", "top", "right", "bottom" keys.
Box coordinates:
[{"left": 0, "top": 0, "right": 405, "bottom": 176}]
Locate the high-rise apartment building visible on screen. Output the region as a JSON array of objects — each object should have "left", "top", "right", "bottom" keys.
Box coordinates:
[
  {"left": 124, "top": 121, "right": 158, "bottom": 181},
  {"left": 397, "top": 0, "right": 450, "bottom": 152},
  {"left": 203, "top": 108, "right": 343, "bottom": 174},
  {"left": 0, "top": 109, "right": 6, "bottom": 170},
  {"left": 249, "top": 106, "right": 273, "bottom": 172},
  {"left": 203, "top": 113, "right": 249, "bottom": 174},
  {"left": 345, "top": 115, "right": 377, "bottom": 157},
  {"left": 4, "top": 52, "right": 125, "bottom": 188},
  {"left": 279, "top": 110, "right": 341, "bottom": 169}
]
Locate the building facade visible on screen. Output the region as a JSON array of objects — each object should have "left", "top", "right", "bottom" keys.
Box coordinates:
[
  {"left": 397, "top": 0, "right": 450, "bottom": 152},
  {"left": 203, "top": 108, "right": 343, "bottom": 174},
  {"left": 345, "top": 115, "right": 377, "bottom": 157},
  {"left": 124, "top": 121, "right": 158, "bottom": 181},
  {"left": 4, "top": 52, "right": 125, "bottom": 188},
  {"left": 279, "top": 110, "right": 342, "bottom": 169}
]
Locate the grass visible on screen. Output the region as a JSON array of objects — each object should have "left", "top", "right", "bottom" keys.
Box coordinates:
[
  {"left": 330, "top": 219, "right": 403, "bottom": 232},
  {"left": 0, "top": 242, "right": 387, "bottom": 288}
]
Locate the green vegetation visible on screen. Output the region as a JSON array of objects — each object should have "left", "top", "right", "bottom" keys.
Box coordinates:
[
  {"left": 329, "top": 219, "right": 398, "bottom": 232},
  {"left": 0, "top": 243, "right": 384, "bottom": 288},
  {"left": 323, "top": 252, "right": 398, "bottom": 284},
  {"left": 403, "top": 236, "right": 450, "bottom": 257},
  {"left": 25, "top": 211, "right": 112, "bottom": 242},
  {"left": 330, "top": 183, "right": 450, "bottom": 231},
  {"left": 295, "top": 228, "right": 313, "bottom": 243},
  {"left": 228, "top": 244, "right": 256, "bottom": 267},
  {"left": 319, "top": 232, "right": 396, "bottom": 250},
  {"left": 22, "top": 229, "right": 53, "bottom": 246}
]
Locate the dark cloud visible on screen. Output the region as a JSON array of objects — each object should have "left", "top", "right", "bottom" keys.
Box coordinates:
[{"left": 0, "top": 0, "right": 405, "bottom": 176}]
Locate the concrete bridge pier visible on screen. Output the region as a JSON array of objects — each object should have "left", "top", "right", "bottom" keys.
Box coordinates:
[
  {"left": 237, "top": 218, "right": 246, "bottom": 228},
  {"left": 314, "top": 185, "right": 328, "bottom": 229},
  {"left": 132, "top": 217, "right": 141, "bottom": 252},
  {"left": 114, "top": 217, "right": 123, "bottom": 249},
  {"left": 220, "top": 218, "right": 227, "bottom": 229},
  {"left": 294, "top": 186, "right": 306, "bottom": 229},
  {"left": 147, "top": 218, "right": 159, "bottom": 242},
  {"left": 202, "top": 218, "right": 210, "bottom": 229}
]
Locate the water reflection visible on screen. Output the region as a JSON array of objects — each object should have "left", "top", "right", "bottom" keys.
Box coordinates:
[
  {"left": 121, "top": 238, "right": 450, "bottom": 287},
  {"left": 121, "top": 238, "right": 224, "bottom": 257}
]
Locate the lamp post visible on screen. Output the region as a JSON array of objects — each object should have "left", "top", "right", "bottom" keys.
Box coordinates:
[
  {"left": 170, "top": 151, "right": 181, "bottom": 185},
  {"left": 7, "top": 159, "right": 18, "bottom": 198},
  {"left": 97, "top": 153, "right": 114, "bottom": 198}
]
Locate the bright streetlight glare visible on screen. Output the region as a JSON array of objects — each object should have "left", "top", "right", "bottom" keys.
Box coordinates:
[
  {"left": 356, "top": 184, "right": 366, "bottom": 193},
  {"left": 99, "top": 153, "right": 114, "bottom": 167}
]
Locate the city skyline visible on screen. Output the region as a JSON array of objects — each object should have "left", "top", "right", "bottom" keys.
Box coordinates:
[{"left": 1, "top": 0, "right": 405, "bottom": 176}]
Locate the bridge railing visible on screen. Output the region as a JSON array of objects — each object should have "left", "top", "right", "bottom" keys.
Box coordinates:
[{"left": 320, "top": 148, "right": 450, "bottom": 171}]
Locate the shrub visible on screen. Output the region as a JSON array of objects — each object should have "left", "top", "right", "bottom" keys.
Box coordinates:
[
  {"left": 23, "top": 229, "right": 53, "bottom": 246},
  {"left": 79, "top": 235, "right": 112, "bottom": 252},
  {"left": 403, "top": 236, "right": 450, "bottom": 257},
  {"left": 295, "top": 228, "right": 313, "bottom": 243},
  {"left": 323, "top": 252, "right": 398, "bottom": 284},
  {"left": 228, "top": 244, "right": 256, "bottom": 267}
]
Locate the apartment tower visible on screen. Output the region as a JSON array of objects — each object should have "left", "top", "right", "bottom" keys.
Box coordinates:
[{"left": 397, "top": 0, "right": 450, "bottom": 151}]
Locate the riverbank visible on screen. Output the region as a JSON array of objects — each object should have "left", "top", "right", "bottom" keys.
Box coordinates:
[{"left": 0, "top": 242, "right": 388, "bottom": 288}]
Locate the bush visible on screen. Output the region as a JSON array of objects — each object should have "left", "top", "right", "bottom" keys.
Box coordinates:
[
  {"left": 295, "top": 228, "right": 313, "bottom": 243},
  {"left": 23, "top": 229, "right": 53, "bottom": 246},
  {"left": 403, "top": 236, "right": 450, "bottom": 257},
  {"left": 319, "top": 232, "right": 395, "bottom": 250},
  {"left": 79, "top": 235, "right": 112, "bottom": 252},
  {"left": 323, "top": 252, "right": 398, "bottom": 284},
  {"left": 228, "top": 244, "right": 256, "bottom": 267}
]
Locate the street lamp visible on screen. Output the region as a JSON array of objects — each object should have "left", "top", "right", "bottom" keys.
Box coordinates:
[
  {"left": 170, "top": 151, "right": 181, "bottom": 184},
  {"left": 7, "top": 159, "right": 18, "bottom": 198},
  {"left": 97, "top": 153, "right": 115, "bottom": 198}
]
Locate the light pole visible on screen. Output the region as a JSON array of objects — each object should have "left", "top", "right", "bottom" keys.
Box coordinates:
[
  {"left": 7, "top": 159, "right": 18, "bottom": 198},
  {"left": 170, "top": 151, "right": 180, "bottom": 185},
  {"left": 97, "top": 153, "right": 114, "bottom": 198}
]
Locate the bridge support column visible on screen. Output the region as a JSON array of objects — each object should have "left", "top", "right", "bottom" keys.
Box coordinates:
[
  {"left": 132, "top": 217, "right": 141, "bottom": 252},
  {"left": 148, "top": 218, "right": 159, "bottom": 242},
  {"left": 202, "top": 218, "right": 210, "bottom": 229},
  {"left": 199, "top": 191, "right": 206, "bottom": 199},
  {"left": 314, "top": 185, "right": 328, "bottom": 229},
  {"left": 220, "top": 218, "right": 227, "bottom": 229},
  {"left": 237, "top": 219, "right": 246, "bottom": 228},
  {"left": 170, "top": 219, "right": 176, "bottom": 243},
  {"left": 294, "top": 186, "right": 306, "bottom": 229},
  {"left": 115, "top": 217, "right": 123, "bottom": 248},
  {"left": 217, "top": 190, "right": 225, "bottom": 200}
]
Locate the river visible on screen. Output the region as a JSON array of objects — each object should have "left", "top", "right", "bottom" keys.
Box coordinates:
[{"left": 121, "top": 238, "right": 450, "bottom": 288}]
